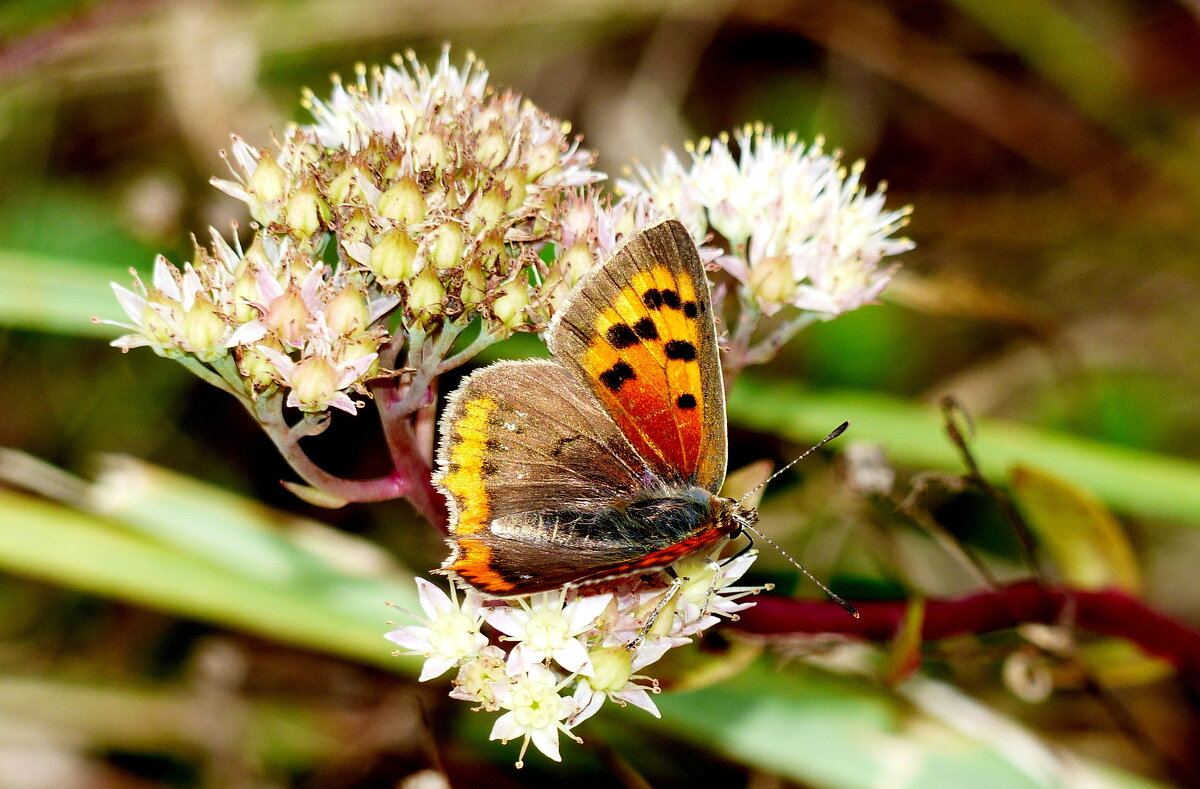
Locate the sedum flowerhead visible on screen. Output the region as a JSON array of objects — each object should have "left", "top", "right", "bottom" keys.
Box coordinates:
[
  {"left": 388, "top": 542, "right": 764, "bottom": 766},
  {"left": 619, "top": 123, "right": 913, "bottom": 318},
  {"left": 211, "top": 47, "right": 607, "bottom": 336}
]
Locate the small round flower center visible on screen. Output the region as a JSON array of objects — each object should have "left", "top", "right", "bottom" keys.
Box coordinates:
[
  {"left": 430, "top": 611, "right": 479, "bottom": 659},
  {"left": 523, "top": 608, "right": 570, "bottom": 652}
]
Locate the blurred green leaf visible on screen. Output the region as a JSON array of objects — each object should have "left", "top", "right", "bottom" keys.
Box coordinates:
[
  {"left": 1010, "top": 465, "right": 1140, "bottom": 592},
  {"left": 729, "top": 377, "right": 1200, "bottom": 528},
  {"left": 0, "top": 249, "right": 125, "bottom": 337}
]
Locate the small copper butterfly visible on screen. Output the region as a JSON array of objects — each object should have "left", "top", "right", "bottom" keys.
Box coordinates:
[{"left": 435, "top": 219, "right": 755, "bottom": 596}]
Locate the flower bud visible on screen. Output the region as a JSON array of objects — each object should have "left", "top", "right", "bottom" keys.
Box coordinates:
[
  {"left": 377, "top": 176, "right": 426, "bottom": 226},
  {"left": 369, "top": 229, "right": 420, "bottom": 283},
  {"left": 475, "top": 124, "right": 510, "bottom": 169},
  {"left": 181, "top": 295, "right": 228, "bottom": 361},
  {"left": 526, "top": 138, "right": 561, "bottom": 180},
  {"left": 748, "top": 254, "right": 798, "bottom": 310},
  {"left": 459, "top": 263, "right": 487, "bottom": 307},
  {"left": 414, "top": 134, "right": 448, "bottom": 172},
  {"left": 491, "top": 277, "right": 530, "bottom": 330},
  {"left": 407, "top": 265, "right": 445, "bottom": 323},
  {"left": 290, "top": 355, "right": 341, "bottom": 412},
  {"left": 339, "top": 208, "right": 372, "bottom": 245},
  {"left": 427, "top": 222, "right": 465, "bottom": 269},
  {"left": 339, "top": 335, "right": 382, "bottom": 379},
  {"left": 248, "top": 153, "right": 288, "bottom": 208},
  {"left": 237, "top": 341, "right": 281, "bottom": 392},
  {"left": 587, "top": 646, "right": 633, "bottom": 693},
  {"left": 265, "top": 289, "right": 310, "bottom": 347},
  {"left": 328, "top": 166, "right": 365, "bottom": 206},
  {"left": 141, "top": 293, "right": 181, "bottom": 349},
  {"left": 560, "top": 241, "right": 595, "bottom": 289},
  {"left": 501, "top": 170, "right": 528, "bottom": 212},
  {"left": 284, "top": 182, "right": 329, "bottom": 238},
  {"left": 232, "top": 264, "right": 261, "bottom": 324},
  {"left": 469, "top": 184, "right": 508, "bottom": 233},
  {"left": 326, "top": 285, "right": 370, "bottom": 336}
]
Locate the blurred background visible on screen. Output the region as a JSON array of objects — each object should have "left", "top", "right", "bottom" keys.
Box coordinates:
[{"left": 3, "top": 0, "right": 1200, "bottom": 787}]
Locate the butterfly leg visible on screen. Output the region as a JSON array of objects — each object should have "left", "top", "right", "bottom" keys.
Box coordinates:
[{"left": 626, "top": 570, "right": 684, "bottom": 650}]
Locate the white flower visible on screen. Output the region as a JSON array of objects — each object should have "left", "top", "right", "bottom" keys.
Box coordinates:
[
  {"left": 385, "top": 578, "right": 488, "bottom": 681},
  {"left": 486, "top": 589, "right": 611, "bottom": 676},
  {"left": 619, "top": 124, "right": 913, "bottom": 318},
  {"left": 571, "top": 644, "right": 663, "bottom": 724},
  {"left": 490, "top": 661, "right": 580, "bottom": 767},
  {"left": 671, "top": 548, "right": 762, "bottom": 636}
]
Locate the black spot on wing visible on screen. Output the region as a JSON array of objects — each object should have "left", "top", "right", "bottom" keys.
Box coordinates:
[
  {"left": 642, "top": 289, "right": 663, "bottom": 309},
  {"left": 606, "top": 323, "right": 639, "bottom": 349},
  {"left": 665, "top": 340, "right": 697, "bottom": 361},
  {"left": 683, "top": 301, "right": 698, "bottom": 318},
  {"left": 599, "top": 362, "right": 636, "bottom": 391},
  {"left": 661, "top": 289, "right": 681, "bottom": 309},
  {"left": 677, "top": 393, "right": 697, "bottom": 409},
  {"left": 633, "top": 317, "right": 658, "bottom": 340}
]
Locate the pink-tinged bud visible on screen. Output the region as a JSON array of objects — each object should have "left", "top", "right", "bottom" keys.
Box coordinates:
[
  {"left": 181, "top": 295, "right": 228, "bottom": 361},
  {"left": 290, "top": 355, "right": 341, "bottom": 412},
  {"left": 407, "top": 266, "right": 445, "bottom": 322},
  {"left": 377, "top": 177, "right": 426, "bottom": 226},
  {"left": 427, "top": 222, "right": 465, "bottom": 269},
  {"left": 237, "top": 341, "right": 282, "bottom": 392},
  {"left": 587, "top": 646, "right": 633, "bottom": 693},
  {"left": 369, "top": 229, "right": 420, "bottom": 283},
  {"left": 284, "top": 182, "right": 329, "bottom": 238},
  {"left": 748, "top": 255, "right": 798, "bottom": 308},
  {"left": 248, "top": 153, "right": 288, "bottom": 207},
  {"left": 265, "top": 290, "right": 310, "bottom": 347},
  {"left": 241, "top": 234, "right": 270, "bottom": 270},
  {"left": 491, "top": 278, "right": 530, "bottom": 330},
  {"left": 326, "top": 286, "right": 370, "bottom": 336},
  {"left": 475, "top": 125, "right": 510, "bottom": 169}
]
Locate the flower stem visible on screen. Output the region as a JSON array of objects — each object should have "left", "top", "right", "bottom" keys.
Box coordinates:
[{"left": 733, "top": 581, "right": 1200, "bottom": 677}]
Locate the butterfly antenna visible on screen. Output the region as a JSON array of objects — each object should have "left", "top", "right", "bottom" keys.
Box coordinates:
[
  {"left": 740, "top": 520, "right": 859, "bottom": 618},
  {"left": 735, "top": 421, "right": 857, "bottom": 619},
  {"left": 736, "top": 421, "right": 849, "bottom": 509}
]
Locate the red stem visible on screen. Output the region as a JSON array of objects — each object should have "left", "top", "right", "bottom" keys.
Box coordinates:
[{"left": 734, "top": 581, "right": 1200, "bottom": 676}]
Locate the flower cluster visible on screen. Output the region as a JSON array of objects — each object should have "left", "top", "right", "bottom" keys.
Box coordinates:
[
  {"left": 387, "top": 545, "right": 762, "bottom": 767},
  {"left": 107, "top": 48, "right": 622, "bottom": 417},
  {"left": 619, "top": 123, "right": 913, "bottom": 319}
]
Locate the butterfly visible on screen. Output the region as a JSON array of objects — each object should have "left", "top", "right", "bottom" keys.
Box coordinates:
[{"left": 434, "top": 219, "right": 754, "bottom": 597}]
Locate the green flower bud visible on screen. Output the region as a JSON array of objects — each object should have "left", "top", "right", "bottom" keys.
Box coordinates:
[
  {"left": 491, "top": 277, "right": 530, "bottom": 330},
  {"left": 290, "top": 356, "right": 340, "bottom": 411},
  {"left": 328, "top": 166, "right": 366, "bottom": 206},
  {"left": 526, "top": 138, "right": 561, "bottom": 180},
  {"left": 339, "top": 208, "right": 372, "bottom": 245},
  {"left": 377, "top": 177, "right": 426, "bottom": 226},
  {"left": 369, "top": 229, "right": 420, "bottom": 283},
  {"left": 181, "top": 295, "right": 228, "bottom": 361},
  {"left": 284, "top": 182, "right": 329, "bottom": 238},
  {"left": 407, "top": 265, "right": 445, "bottom": 323},
  {"left": 248, "top": 153, "right": 288, "bottom": 207},
  {"left": 141, "top": 293, "right": 181, "bottom": 349},
  {"left": 326, "top": 286, "right": 370, "bottom": 336},
  {"left": 232, "top": 264, "right": 261, "bottom": 324},
  {"left": 265, "top": 290, "right": 310, "bottom": 347},
  {"left": 414, "top": 134, "right": 448, "bottom": 172},
  {"left": 339, "top": 335, "right": 382, "bottom": 379},
  {"left": 236, "top": 340, "right": 281, "bottom": 392},
  {"left": 587, "top": 646, "right": 633, "bottom": 693},
  {"left": 470, "top": 184, "right": 508, "bottom": 233},
  {"left": 459, "top": 263, "right": 487, "bottom": 307},
  {"left": 561, "top": 241, "right": 596, "bottom": 288},
  {"left": 427, "top": 222, "right": 465, "bottom": 270},
  {"left": 501, "top": 170, "right": 528, "bottom": 212},
  {"left": 748, "top": 254, "right": 798, "bottom": 308},
  {"left": 475, "top": 125, "right": 510, "bottom": 169}
]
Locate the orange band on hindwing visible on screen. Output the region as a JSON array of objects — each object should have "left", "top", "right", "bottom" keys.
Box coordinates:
[{"left": 440, "top": 396, "right": 496, "bottom": 535}]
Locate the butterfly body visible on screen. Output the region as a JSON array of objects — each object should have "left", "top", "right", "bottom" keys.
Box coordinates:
[{"left": 436, "top": 219, "right": 742, "bottom": 597}]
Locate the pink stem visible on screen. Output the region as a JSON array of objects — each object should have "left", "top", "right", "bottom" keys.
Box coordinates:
[{"left": 733, "top": 581, "right": 1200, "bottom": 676}]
